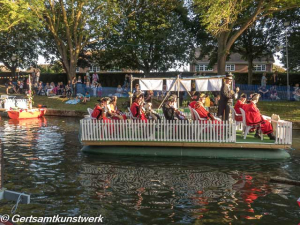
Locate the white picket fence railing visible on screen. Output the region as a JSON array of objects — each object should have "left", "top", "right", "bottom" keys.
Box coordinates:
[
  {"left": 80, "top": 119, "right": 236, "bottom": 143},
  {"left": 235, "top": 115, "right": 292, "bottom": 145},
  {"left": 124, "top": 111, "right": 192, "bottom": 120},
  {"left": 3, "top": 99, "right": 28, "bottom": 110},
  {"left": 274, "top": 120, "right": 293, "bottom": 145}
]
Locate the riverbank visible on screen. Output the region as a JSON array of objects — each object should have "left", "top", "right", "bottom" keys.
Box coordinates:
[{"left": 1, "top": 89, "right": 300, "bottom": 122}]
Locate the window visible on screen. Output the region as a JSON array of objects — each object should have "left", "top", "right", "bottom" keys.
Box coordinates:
[
  {"left": 253, "top": 64, "right": 266, "bottom": 71},
  {"left": 225, "top": 64, "right": 235, "bottom": 71},
  {"left": 89, "top": 66, "right": 100, "bottom": 72},
  {"left": 107, "top": 67, "right": 121, "bottom": 72},
  {"left": 195, "top": 64, "right": 213, "bottom": 72},
  {"left": 76, "top": 67, "right": 80, "bottom": 72}
]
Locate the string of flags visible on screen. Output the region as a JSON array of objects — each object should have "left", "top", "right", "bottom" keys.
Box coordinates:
[{"left": 0, "top": 75, "right": 30, "bottom": 79}]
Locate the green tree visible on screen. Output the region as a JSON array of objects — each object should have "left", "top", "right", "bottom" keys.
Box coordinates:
[
  {"left": 29, "top": 0, "right": 120, "bottom": 80},
  {"left": 233, "top": 19, "right": 280, "bottom": 84},
  {"left": 0, "top": 24, "right": 39, "bottom": 76},
  {"left": 0, "top": 0, "right": 39, "bottom": 31},
  {"left": 94, "top": 0, "right": 193, "bottom": 75},
  {"left": 193, "top": 0, "right": 300, "bottom": 75}
]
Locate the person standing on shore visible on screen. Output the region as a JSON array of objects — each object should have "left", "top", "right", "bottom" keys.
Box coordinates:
[{"left": 261, "top": 72, "right": 267, "bottom": 87}]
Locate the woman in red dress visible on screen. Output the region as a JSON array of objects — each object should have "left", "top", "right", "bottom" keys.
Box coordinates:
[
  {"left": 234, "top": 93, "right": 247, "bottom": 121},
  {"left": 243, "top": 93, "right": 275, "bottom": 140},
  {"left": 130, "top": 91, "right": 147, "bottom": 122},
  {"left": 194, "top": 93, "right": 219, "bottom": 122}
]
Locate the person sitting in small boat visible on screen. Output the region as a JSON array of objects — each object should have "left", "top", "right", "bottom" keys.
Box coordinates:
[
  {"left": 243, "top": 93, "right": 275, "bottom": 140},
  {"left": 82, "top": 92, "right": 90, "bottom": 103},
  {"left": 163, "top": 96, "right": 177, "bottom": 120},
  {"left": 91, "top": 98, "right": 111, "bottom": 122},
  {"left": 145, "top": 102, "right": 161, "bottom": 121},
  {"left": 101, "top": 97, "right": 112, "bottom": 122},
  {"left": 109, "top": 96, "right": 127, "bottom": 120},
  {"left": 130, "top": 91, "right": 147, "bottom": 121},
  {"left": 163, "top": 96, "right": 185, "bottom": 120},
  {"left": 234, "top": 93, "right": 247, "bottom": 121},
  {"left": 189, "top": 92, "right": 199, "bottom": 109},
  {"left": 194, "top": 93, "right": 219, "bottom": 122},
  {"left": 91, "top": 101, "right": 104, "bottom": 120},
  {"left": 171, "top": 94, "right": 186, "bottom": 120}
]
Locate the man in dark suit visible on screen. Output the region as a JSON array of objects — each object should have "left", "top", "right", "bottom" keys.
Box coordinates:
[{"left": 217, "top": 73, "right": 236, "bottom": 121}]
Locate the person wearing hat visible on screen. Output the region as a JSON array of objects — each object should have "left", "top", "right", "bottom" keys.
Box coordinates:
[
  {"left": 242, "top": 93, "right": 275, "bottom": 140},
  {"left": 109, "top": 96, "right": 127, "bottom": 120},
  {"left": 217, "top": 72, "right": 237, "bottom": 120},
  {"left": 91, "top": 97, "right": 110, "bottom": 120},
  {"left": 194, "top": 93, "right": 218, "bottom": 121},
  {"left": 234, "top": 93, "right": 247, "bottom": 121},
  {"left": 162, "top": 96, "right": 177, "bottom": 120},
  {"left": 189, "top": 92, "right": 199, "bottom": 109},
  {"left": 130, "top": 91, "right": 147, "bottom": 121}
]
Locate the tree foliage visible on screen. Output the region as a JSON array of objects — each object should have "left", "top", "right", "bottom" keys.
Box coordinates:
[
  {"left": 0, "top": 24, "right": 39, "bottom": 76},
  {"left": 0, "top": 0, "right": 39, "bottom": 31},
  {"left": 233, "top": 18, "right": 281, "bottom": 84},
  {"left": 93, "top": 0, "right": 193, "bottom": 74},
  {"left": 29, "top": 0, "right": 120, "bottom": 80},
  {"left": 193, "top": 0, "right": 300, "bottom": 75}
]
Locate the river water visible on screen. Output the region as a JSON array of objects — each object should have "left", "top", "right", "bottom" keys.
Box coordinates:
[{"left": 0, "top": 117, "right": 299, "bottom": 225}]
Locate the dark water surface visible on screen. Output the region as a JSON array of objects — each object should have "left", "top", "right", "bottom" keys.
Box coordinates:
[{"left": 0, "top": 117, "right": 300, "bottom": 225}]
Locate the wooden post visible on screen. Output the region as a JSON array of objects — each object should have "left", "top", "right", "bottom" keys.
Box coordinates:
[{"left": 130, "top": 74, "right": 133, "bottom": 106}]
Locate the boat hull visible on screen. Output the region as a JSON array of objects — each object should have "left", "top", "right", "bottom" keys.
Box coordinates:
[
  {"left": 7, "top": 109, "right": 46, "bottom": 119},
  {"left": 82, "top": 146, "right": 291, "bottom": 160}
]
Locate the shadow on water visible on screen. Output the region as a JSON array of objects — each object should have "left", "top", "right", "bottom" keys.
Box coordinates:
[{"left": 0, "top": 117, "right": 299, "bottom": 224}]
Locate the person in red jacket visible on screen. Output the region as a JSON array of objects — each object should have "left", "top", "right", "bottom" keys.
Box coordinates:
[
  {"left": 189, "top": 92, "right": 199, "bottom": 109},
  {"left": 130, "top": 91, "right": 147, "bottom": 122},
  {"left": 234, "top": 93, "right": 247, "bottom": 121},
  {"left": 243, "top": 93, "right": 275, "bottom": 140},
  {"left": 194, "top": 93, "right": 217, "bottom": 121},
  {"left": 91, "top": 102, "right": 103, "bottom": 119},
  {"left": 91, "top": 97, "right": 112, "bottom": 122}
]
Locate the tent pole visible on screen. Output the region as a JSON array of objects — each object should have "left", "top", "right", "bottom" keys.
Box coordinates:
[{"left": 157, "top": 78, "right": 178, "bottom": 110}]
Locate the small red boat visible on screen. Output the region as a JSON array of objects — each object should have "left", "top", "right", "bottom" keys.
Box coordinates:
[{"left": 7, "top": 108, "right": 46, "bottom": 119}]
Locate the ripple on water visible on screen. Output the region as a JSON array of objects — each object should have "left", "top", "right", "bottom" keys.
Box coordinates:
[{"left": 0, "top": 117, "right": 300, "bottom": 224}]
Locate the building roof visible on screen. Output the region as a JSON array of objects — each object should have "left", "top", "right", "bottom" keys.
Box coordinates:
[{"left": 194, "top": 51, "right": 274, "bottom": 64}]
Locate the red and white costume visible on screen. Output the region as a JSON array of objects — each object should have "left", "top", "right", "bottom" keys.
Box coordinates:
[
  {"left": 243, "top": 102, "right": 273, "bottom": 134},
  {"left": 189, "top": 101, "right": 197, "bottom": 109},
  {"left": 234, "top": 100, "right": 244, "bottom": 121},
  {"left": 130, "top": 102, "right": 147, "bottom": 122}
]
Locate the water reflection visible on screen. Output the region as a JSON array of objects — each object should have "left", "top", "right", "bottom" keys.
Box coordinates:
[{"left": 0, "top": 117, "right": 299, "bottom": 224}]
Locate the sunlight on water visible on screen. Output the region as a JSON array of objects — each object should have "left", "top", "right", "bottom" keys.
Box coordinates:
[{"left": 0, "top": 117, "right": 299, "bottom": 224}]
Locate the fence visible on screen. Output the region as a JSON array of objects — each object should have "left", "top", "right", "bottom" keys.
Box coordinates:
[
  {"left": 2, "top": 99, "right": 28, "bottom": 110},
  {"left": 234, "top": 114, "right": 292, "bottom": 145},
  {"left": 80, "top": 119, "right": 236, "bottom": 143}
]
